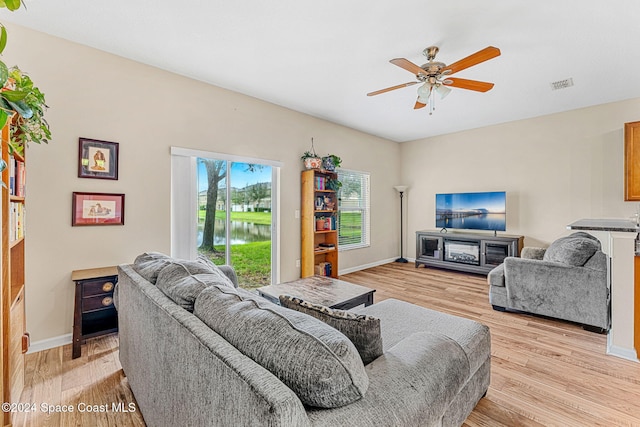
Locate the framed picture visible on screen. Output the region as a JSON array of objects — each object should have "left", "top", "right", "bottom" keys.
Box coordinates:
[
  {"left": 72, "top": 192, "right": 125, "bottom": 226},
  {"left": 78, "top": 137, "right": 119, "bottom": 180}
]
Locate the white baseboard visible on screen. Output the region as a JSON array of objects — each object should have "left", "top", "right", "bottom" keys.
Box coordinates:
[
  {"left": 27, "top": 333, "right": 72, "bottom": 354},
  {"left": 607, "top": 332, "right": 640, "bottom": 362},
  {"left": 339, "top": 257, "right": 413, "bottom": 275}
]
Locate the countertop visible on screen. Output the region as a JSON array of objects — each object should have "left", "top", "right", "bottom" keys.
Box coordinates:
[{"left": 567, "top": 218, "right": 638, "bottom": 233}]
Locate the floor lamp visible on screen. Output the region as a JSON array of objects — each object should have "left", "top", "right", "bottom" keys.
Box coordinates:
[{"left": 394, "top": 186, "right": 408, "bottom": 263}]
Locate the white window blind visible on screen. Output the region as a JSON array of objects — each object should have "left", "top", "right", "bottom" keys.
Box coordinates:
[{"left": 337, "top": 169, "right": 370, "bottom": 250}]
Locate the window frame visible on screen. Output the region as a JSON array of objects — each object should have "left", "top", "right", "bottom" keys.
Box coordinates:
[{"left": 337, "top": 168, "right": 370, "bottom": 251}]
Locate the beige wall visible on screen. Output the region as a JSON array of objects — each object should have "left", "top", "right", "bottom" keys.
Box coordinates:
[
  {"left": 4, "top": 24, "right": 401, "bottom": 343},
  {"left": 8, "top": 21, "right": 639, "bottom": 345},
  {"left": 401, "top": 97, "right": 640, "bottom": 256}
]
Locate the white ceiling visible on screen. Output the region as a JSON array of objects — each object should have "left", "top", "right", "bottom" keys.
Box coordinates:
[{"left": 3, "top": 1, "right": 640, "bottom": 142}]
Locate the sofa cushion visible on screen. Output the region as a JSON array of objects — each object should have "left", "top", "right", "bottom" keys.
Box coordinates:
[
  {"left": 155, "top": 261, "right": 234, "bottom": 310},
  {"left": 133, "top": 252, "right": 222, "bottom": 285},
  {"left": 520, "top": 247, "right": 546, "bottom": 260},
  {"left": 133, "top": 252, "right": 173, "bottom": 284},
  {"left": 279, "top": 295, "right": 383, "bottom": 365},
  {"left": 354, "top": 298, "right": 491, "bottom": 376},
  {"left": 487, "top": 263, "right": 505, "bottom": 288},
  {"left": 543, "top": 234, "right": 600, "bottom": 266},
  {"left": 157, "top": 273, "right": 235, "bottom": 312},
  {"left": 194, "top": 285, "right": 369, "bottom": 408}
]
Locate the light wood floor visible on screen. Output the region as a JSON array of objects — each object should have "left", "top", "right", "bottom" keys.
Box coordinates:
[{"left": 13, "top": 263, "right": 640, "bottom": 426}]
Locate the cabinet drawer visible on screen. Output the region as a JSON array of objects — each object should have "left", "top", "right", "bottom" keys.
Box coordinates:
[
  {"left": 82, "top": 277, "right": 117, "bottom": 297},
  {"left": 82, "top": 294, "right": 115, "bottom": 312}
]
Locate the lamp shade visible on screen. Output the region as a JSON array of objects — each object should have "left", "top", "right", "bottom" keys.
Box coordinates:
[{"left": 394, "top": 185, "right": 408, "bottom": 193}]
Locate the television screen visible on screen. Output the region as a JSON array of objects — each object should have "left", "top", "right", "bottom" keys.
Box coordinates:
[{"left": 436, "top": 191, "right": 506, "bottom": 231}]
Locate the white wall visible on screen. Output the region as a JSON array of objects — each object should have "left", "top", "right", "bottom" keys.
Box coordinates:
[
  {"left": 4, "top": 24, "right": 401, "bottom": 343},
  {"left": 401, "top": 98, "right": 640, "bottom": 256}
]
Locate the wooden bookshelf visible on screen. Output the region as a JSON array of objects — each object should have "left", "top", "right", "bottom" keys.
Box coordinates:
[
  {"left": 301, "top": 169, "right": 338, "bottom": 278},
  {"left": 1, "top": 121, "right": 28, "bottom": 425}
]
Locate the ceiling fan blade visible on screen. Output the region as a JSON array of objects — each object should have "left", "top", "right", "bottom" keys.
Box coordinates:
[
  {"left": 390, "top": 58, "right": 427, "bottom": 76},
  {"left": 441, "top": 46, "right": 500, "bottom": 75},
  {"left": 367, "top": 81, "right": 418, "bottom": 97},
  {"left": 414, "top": 100, "right": 426, "bottom": 109},
  {"left": 444, "top": 77, "right": 495, "bottom": 92}
]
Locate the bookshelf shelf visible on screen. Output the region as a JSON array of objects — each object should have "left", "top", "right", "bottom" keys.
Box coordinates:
[
  {"left": 10, "top": 237, "right": 24, "bottom": 249},
  {"left": 314, "top": 247, "right": 336, "bottom": 254}
]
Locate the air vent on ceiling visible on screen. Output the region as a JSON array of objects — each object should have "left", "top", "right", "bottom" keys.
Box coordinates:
[{"left": 550, "top": 78, "right": 574, "bottom": 91}]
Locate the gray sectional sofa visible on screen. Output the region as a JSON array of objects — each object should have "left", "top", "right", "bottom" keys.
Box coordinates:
[{"left": 115, "top": 252, "right": 491, "bottom": 426}]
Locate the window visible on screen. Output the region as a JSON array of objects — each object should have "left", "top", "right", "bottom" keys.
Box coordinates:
[{"left": 337, "top": 169, "right": 370, "bottom": 250}]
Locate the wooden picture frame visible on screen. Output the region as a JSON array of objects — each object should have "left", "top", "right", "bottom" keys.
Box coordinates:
[
  {"left": 78, "top": 137, "right": 119, "bottom": 180},
  {"left": 72, "top": 192, "right": 125, "bottom": 226},
  {"left": 624, "top": 121, "right": 640, "bottom": 201}
]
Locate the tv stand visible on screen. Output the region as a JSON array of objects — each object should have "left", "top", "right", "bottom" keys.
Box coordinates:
[{"left": 415, "top": 230, "right": 524, "bottom": 275}]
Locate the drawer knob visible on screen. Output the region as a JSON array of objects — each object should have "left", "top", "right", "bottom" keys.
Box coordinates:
[
  {"left": 102, "top": 282, "right": 114, "bottom": 292},
  {"left": 102, "top": 297, "right": 113, "bottom": 307}
]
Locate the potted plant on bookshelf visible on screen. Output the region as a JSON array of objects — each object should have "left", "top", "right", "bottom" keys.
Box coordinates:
[
  {"left": 321, "top": 154, "right": 341, "bottom": 172},
  {"left": 301, "top": 150, "right": 322, "bottom": 170},
  {"left": 301, "top": 138, "right": 322, "bottom": 169},
  {"left": 326, "top": 177, "right": 342, "bottom": 192}
]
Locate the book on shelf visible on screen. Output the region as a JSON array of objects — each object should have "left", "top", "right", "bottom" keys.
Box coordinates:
[
  {"left": 8, "top": 155, "right": 26, "bottom": 197},
  {"left": 315, "top": 176, "right": 327, "bottom": 191},
  {"left": 9, "top": 202, "right": 25, "bottom": 242},
  {"left": 314, "top": 262, "right": 332, "bottom": 277}
]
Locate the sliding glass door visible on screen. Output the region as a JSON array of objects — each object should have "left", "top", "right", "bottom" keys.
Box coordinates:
[{"left": 196, "top": 158, "right": 274, "bottom": 289}]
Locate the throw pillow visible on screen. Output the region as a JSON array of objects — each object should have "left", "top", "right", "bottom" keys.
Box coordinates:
[
  {"left": 543, "top": 234, "right": 600, "bottom": 267},
  {"left": 279, "top": 295, "right": 383, "bottom": 365},
  {"left": 193, "top": 285, "right": 368, "bottom": 408}
]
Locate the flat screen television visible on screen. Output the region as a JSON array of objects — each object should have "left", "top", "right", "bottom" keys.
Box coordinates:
[{"left": 436, "top": 191, "right": 506, "bottom": 232}]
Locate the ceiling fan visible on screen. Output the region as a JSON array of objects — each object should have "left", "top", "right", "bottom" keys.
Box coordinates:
[{"left": 367, "top": 45, "right": 501, "bottom": 113}]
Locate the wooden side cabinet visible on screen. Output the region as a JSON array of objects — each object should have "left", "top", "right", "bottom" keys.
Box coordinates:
[
  {"left": 72, "top": 266, "right": 118, "bottom": 359},
  {"left": 624, "top": 121, "right": 640, "bottom": 201}
]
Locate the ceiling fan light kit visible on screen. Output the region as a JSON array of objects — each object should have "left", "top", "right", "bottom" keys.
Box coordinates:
[{"left": 368, "top": 45, "right": 501, "bottom": 114}]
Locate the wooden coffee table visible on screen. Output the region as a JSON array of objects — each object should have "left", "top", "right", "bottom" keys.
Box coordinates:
[{"left": 257, "top": 276, "right": 375, "bottom": 310}]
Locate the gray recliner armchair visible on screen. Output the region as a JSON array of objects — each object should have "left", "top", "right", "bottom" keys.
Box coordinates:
[{"left": 488, "top": 232, "right": 609, "bottom": 331}]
